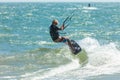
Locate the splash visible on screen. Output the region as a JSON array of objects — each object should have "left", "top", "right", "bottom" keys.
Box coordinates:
[
  {"left": 76, "top": 37, "right": 120, "bottom": 78},
  {"left": 21, "top": 59, "right": 80, "bottom": 80},
  {"left": 83, "top": 7, "right": 98, "bottom": 10},
  {"left": 30, "top": 37, "right": 120, "bottom": 79}
]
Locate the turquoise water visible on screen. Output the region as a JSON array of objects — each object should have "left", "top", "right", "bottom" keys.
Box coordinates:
[{"left": 0, "top": 2, "right": 120, "bottom": 80}]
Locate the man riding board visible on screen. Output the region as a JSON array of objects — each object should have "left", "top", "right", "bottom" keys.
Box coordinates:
[{"left": 49, "top": 19, "right": 74, "bottom": 51}]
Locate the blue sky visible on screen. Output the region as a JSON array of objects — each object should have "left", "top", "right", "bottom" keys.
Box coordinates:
[{"left": 0, "top": 0, "right": 120, "bottom": 2}]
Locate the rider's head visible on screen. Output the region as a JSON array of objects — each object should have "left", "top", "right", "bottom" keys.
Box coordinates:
[{"left": 52, "top": 19, "right": 59, "bottom": 25}]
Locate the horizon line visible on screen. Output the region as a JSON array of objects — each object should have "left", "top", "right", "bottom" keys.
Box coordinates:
[{"left": 0, "top": 1, "right": 120, "bottom": 3}]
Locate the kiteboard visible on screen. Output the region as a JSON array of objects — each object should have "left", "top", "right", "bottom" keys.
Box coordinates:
[
  {"left": 69, "top": 40, "right": 82, "bottom": 55},
  {"left": 68, "top": 40, "right": 88, "bottom": 65}
]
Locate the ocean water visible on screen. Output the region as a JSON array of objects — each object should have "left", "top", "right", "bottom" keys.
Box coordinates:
[{"left": 0, "top": 2, "right": 120, "bottom": 80}]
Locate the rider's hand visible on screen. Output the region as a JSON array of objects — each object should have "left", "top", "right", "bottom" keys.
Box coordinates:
[{"left": 61, "top": 24, "right": 64, "bottom": 30}]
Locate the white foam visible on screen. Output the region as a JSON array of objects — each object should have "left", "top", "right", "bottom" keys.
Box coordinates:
[
  {"left": 79, "top": 37, "right": 100, "bottom": 52},
  {"left": 77, "top": 37, "right": 120, "bottom": 77},
  {"left": 0, "top": 33, "right": 18, "bottom": 37},
  {"left": 21, "top": 59, "right": 80, "bottom": 80},
  {"left": 38, "top": 41, "right": 54, "bottom": 45},
  {"left": 22, "top": 37, "right": 120, "bottom": 79},
  {"left": 54, "top": 37, "right": 120, "bottom": 79},
  {"left": 83, "top": 7, "right": 98, "bottom": 10},
  {"left": 38, "top": 60, "right": 79, "bottom": 80}
]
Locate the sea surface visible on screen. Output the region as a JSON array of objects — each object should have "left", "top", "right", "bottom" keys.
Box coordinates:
[{"left": 0, "top": 2, "right": 120, "bottom": 80}]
